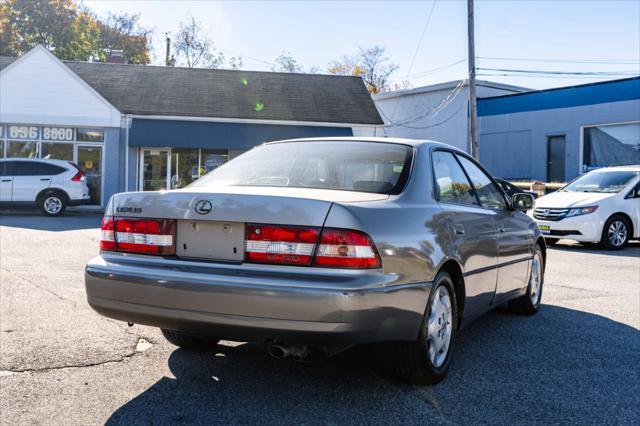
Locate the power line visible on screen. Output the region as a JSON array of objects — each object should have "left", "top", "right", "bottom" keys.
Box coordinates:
[
  {"left": 478, "top": 67, "right": 638, "bottom": 76},
  {"left": 393, "top": 103, "right": 466, "bottom": 130},
  {"left": 404, "top": 0, "right": 439, "bottom": 79},
  {"left": 390, "top": 58, "right": 467, "bottom": 82},
  {"left": 478, "top": 73, "right": 639, "bottom": 79},
  {"left": 479, "top": 56, "right": 640, "bottom": 65}
]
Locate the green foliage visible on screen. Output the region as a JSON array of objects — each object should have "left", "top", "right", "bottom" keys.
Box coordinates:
[{"left": 0, "top": 0, "right": 151, "bottom": 64}]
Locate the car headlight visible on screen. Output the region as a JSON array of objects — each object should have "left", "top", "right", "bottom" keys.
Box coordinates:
[{"left": 566, "top": 205, "right": 598, "bottom": 217}]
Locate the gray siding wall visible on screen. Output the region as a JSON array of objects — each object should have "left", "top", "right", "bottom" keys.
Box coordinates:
[{"left": 478, "top": 99, "right": 640, "bottom": 182}]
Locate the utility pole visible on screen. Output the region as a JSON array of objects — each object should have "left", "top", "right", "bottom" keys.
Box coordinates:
[
  {"left": 467, "top": 0, "right": 479, "bottom": 160},
  {"left": 165, "top": 33, "right": 171, "bottom": 66}
]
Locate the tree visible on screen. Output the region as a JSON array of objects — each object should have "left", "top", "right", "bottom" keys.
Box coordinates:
[
  {"left": 271, "top": 51, "right": 303, "bottom": 73},
  {"left": 0, "top": 0, "right": 151, "bottom": 64},
  {"left": 173, "top": 17, "right": 225, "bottom": 68},
  {"left": 327, "top": 45, "right": 399, "bottom": 94},
  {"left": 97, "top": 12, "right": 152, "bottom": 64}
]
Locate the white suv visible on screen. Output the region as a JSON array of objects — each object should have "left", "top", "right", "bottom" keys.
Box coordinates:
[
  {"left": 0, "top": 158, "right": 90, "bottom": 216},
  {"left": 532, "top": 165, "right": 640, "bottom": 250}
]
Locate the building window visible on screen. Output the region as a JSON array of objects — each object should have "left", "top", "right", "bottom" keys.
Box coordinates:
[
  {"left": 140, "top": 147, "right": 229, "bottom": 191},
  {"left": 76, "top": 129, "right": 104, "bottom": 142},
  {"left": 41, "top": 142, "right": 74, "bottom": 161},
  {"left": 1, "top": 123, "right": 105, "bottom": 205},
  {"left": 583, "top": 122, "right": 640, "bottom": 172},
  {"left": 7, "top": 140, "right": 38, "bottom": 158}
]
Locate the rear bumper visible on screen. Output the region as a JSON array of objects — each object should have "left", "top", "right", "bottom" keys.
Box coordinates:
[{"left": 85, "top": 254, "right": 431, "bottom": 344}]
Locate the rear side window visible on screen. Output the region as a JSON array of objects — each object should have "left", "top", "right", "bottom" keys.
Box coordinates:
[
  {"left": 457, "top": 155, "right": 506, "bottom": 210},
  {"left": 432, "top": 151, "right": 477, "bottom": 205},
  {"left": 190, "top": 141, "right": 413, "bottom": 195},
  {"left": 5, "top": 161, "right": 66, "bottom": 176}
]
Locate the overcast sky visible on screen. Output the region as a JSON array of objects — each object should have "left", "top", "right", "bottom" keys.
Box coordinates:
[{"left": 83, "top": 0, "right": 640, "bottom": 90}]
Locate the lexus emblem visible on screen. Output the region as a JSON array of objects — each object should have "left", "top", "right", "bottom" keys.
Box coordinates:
[{"left": 194, "top": 200, "right": 213, "bottom": 215}]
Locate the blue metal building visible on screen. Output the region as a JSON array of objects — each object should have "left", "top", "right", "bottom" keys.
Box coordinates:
[{"left": 478, "top": 77, "right": 640, "bottom": 182}]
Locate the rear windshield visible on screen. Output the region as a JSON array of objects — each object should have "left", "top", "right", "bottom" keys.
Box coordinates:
[{"left": 189, "top": 141, "right": 413, "bottom": 195}]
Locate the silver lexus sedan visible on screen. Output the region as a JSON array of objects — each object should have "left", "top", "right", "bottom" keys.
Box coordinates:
[{"left": 85, "top": 137, "right": 544, "bottom": 384}]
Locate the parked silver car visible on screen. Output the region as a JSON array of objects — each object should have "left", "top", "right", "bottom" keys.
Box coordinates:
[{"left": 85, "top": 138, "right": 543, "bottom": 384}]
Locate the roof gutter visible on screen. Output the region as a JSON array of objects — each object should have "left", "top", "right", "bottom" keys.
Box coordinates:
[{"left": 125, "top": 114, "right": 383, "bottom": 129}]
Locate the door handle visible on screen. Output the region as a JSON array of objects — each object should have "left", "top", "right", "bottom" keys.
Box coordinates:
[
  {"left": 40, "top": 178, "right": 50, "bottom": 181},
  {"left": 454, "top": 224, "right": 465, "bottom": 236},
  {"left": 1, "top": 179, "right": 11, "bottom": 182}
]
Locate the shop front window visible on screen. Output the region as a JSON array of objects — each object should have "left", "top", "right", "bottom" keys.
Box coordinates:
[
  {"left": 7, "top": 140, "right": 38, "bottom": 158},
  {"left": 170, "top": 148, "right": 199, "bottom": 189},
  {"left": 140, "top": 147, "right": 229, "bottom": 191},
  {"left": 201, "top": 149, "right": 228, "bottom": 173},
  {"left": 41, "top": 142, "right": 74, "bottom": 161},
  {"left": 76, "top": 129, "right": 104, "bottom": 142}
]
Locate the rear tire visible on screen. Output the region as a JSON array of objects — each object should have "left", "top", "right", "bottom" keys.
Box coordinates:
[
  {"left": 161, "top": 329, "right": 220, "bottom": 351},
  {"left": 509, "top": 244, "right": 544, "bottom": 315},
  {"left": 38, "top": 191, "right": 67, "bottom": 216},
  {"left": 599, "top": 215, "right": 630, "bottom": 250},
  {"left": 387, "top": 271, "right": 457, "bottom": 385}
]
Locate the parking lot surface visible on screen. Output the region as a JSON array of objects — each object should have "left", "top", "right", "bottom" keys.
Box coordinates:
[{"left": 1, "top": 213, "right": 639, "bottom": 425}]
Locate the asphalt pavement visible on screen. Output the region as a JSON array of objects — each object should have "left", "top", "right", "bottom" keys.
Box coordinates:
[{"left": 1, "top": 212, "right": 639, "bottom": 425}]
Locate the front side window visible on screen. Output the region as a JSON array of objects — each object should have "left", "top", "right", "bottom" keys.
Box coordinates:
[
  {"left": 190, "top": 142, "right": 413, "bottom": 195},
  {"left": 457, "top": 155, "right": 506, "bottom": 210},
  {"left": 565, "top": 170, "right": 639, "bottom": 193},
  {"left": 432, "top": 151, "right": 477, "bottom": 205}
]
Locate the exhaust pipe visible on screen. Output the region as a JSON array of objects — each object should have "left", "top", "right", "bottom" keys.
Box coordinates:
[{"left": 267, "top": 343, "right": 289, "bottom": 359}]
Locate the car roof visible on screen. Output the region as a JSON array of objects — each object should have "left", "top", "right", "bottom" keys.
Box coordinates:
[
  {"left": 590, "top": 165, "right": 640, "bottom": 172},
  {"left": 264, "top": 136, "right": 463, "bottom": 151},
  {"left": 0, "top": 158, "right": 72, "bottom": 167}
]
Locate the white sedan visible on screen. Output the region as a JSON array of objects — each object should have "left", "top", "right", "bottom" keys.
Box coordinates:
[{"left": 532, "top": 165, "right": 640, "bottom": 250}]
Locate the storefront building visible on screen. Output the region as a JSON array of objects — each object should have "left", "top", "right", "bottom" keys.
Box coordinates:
[{"left": 0, "top": 46, "right": 382, "bottom": 206}]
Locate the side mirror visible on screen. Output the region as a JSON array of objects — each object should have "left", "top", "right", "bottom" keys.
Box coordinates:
[{"left": 512, "top": 193, "right": 535, "bottom": 212}]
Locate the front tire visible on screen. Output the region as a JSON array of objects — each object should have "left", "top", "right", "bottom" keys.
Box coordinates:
[
  {"left": 599, "top": 215, "right": 630, "bottom": 250},
  {"left": 38, "top": 191, "right": 67, "bottom": 216},
  {"left": 544, "top": 237, "right": 558, "bottom": 246},
  {"left": 509, "top": 244, "right": 544, "bottom": 315},
  {"left": 387, "top": 271, "right": 457, "bottom": 385},
  {"left": 161, "top": 329, "right": 220, "bottom": 351}
]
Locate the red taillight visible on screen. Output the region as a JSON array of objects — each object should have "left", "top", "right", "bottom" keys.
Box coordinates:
[
  {"left": 69, "top": 162, "right": 85, "bottom": 182},
  {"left": 245, "top": 224, "right": 320, "bottom": 266},
  {"left": 243, "top": 224, "right": 381, "bottom": 269},
  {"left": 99, "top": 216, "right": 115, "bottom": 250},
  {"left": 99, "top": 216, "right": 176, "bottom": 255},
  {"left": 313, "top": 228, "right": 381, "bottom": 269}
]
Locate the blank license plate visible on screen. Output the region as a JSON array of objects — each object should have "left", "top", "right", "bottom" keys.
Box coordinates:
[
  {"left": 177, "top": 221, "right": 244, "bottom": 261},
  {"left": 538, "top": 224, "right": 550, "bottom": 234}
]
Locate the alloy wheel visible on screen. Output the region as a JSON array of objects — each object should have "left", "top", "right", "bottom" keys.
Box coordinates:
[
  {"left": 44, "top": 196, "right": 62, "bottom": 214},
  {"left": 530, "top": 251, "right": 542, "bottom": 305},
  {"left": 426, "top": 285, "right": 453, "bottom": 368},
  {"left": 608, "top": 220, "right": 627, "bottom": 247}
]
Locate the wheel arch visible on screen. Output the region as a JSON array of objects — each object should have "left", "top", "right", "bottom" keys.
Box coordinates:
[
  {"left": 36, "top": 187, "right": 69, "bottom": 203},
  {"left": 607, "top": 212, "right": 635, "bottom": 238},
  {"left": 437, "top": 258, "right": 465, "bottom": 328},
  {"left": 536, "top": 237, "right": 547, "bottom": 271}
]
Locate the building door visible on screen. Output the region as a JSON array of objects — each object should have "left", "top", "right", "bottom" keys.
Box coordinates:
[
  {"left": 140, "top": 149, "right": 169, "bottom": 191},
  {"left": 547, "top": 135, "right": 566, "bottom": 182},
  {"left": 77, "top": 146, "right": 102, "bottom": 205}
]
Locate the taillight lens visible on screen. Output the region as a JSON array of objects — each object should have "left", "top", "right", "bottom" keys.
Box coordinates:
[
  {"left": 243, "top": 224, "right": 381, "bottom": 269},
  {"left": 313, "top": 228, "right": 381, "bottom": 269},
  {"left": 245, "top": 224, "right": 319, "bottom": 266},
  {"left": 99, "top": 216, "right": 176, "bottom": 255},
  {"left": 99, "top": 216, "right": 115, "bottom": 250},
  {"left": 69, "top": 162, "right": 85, "bottom": 182}
]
